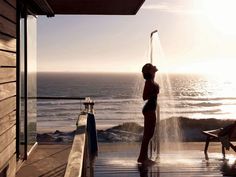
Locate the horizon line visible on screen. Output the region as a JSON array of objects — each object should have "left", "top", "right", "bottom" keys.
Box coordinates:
[
  {"left": 36, "top": 71, "right": 208, "bottom": 75},
  {"left": 37, "top": 71, "right": 140, "bottom": 74}
]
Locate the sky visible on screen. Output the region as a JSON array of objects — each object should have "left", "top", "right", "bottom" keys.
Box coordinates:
[{"left": 37, "top": 0, "right": 236, "bottom": 74}]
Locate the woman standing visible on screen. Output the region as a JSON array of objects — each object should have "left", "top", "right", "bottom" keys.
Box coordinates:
[{"left": 138, "top": 63, "right": 159, "bottom": 165}]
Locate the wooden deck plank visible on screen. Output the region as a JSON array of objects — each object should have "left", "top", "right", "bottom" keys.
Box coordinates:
[
  {"left": 14, "top": 142, "right": 236, "bottom": 177},
  {"left": 16, "top": 145, "right": 72, "bottom": 177}
]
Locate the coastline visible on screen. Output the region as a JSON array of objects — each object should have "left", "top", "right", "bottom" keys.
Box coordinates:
[{"left": 37, "top": 117, "right": 235, "bottom": 143}]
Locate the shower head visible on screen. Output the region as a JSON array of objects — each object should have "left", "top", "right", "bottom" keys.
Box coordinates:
[
  {"left": 150, "top": 30, "right": 158, "bottom": 37},
  {"left": 150, "top": 30, "right": 158, "bottom": 64}
]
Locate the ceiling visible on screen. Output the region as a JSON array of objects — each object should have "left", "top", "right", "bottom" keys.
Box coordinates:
[{"left": 31, "top": 0, "right": 145, "bottom": 16}]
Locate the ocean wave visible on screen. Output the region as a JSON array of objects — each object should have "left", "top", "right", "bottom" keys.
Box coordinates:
[
  {"left": 37, "top": 101, "right": 83, "bottom": 106},
  {"left": 37, "top": 117, "right": 77, "bottom": 122},
  {"left": 179, "top": 97, "right": 236, "bottom": 101},
  {"left": 161, "top": 109, "right": 222, "bottom": 114},
  {"left": 37, "top": 112, "right": 79, "bottom": 120},
  {"left": 37, "top": 107, "right": 82, "bottom": 112},
  {"left": 37, "top": 98, "right": 142, "bottom": 106},
  {"left": 37, "top": 96, "right": 236, "bottom": 104},
  {"left": 95, "top": 98, "right": 141, "bottom": 103},
  {"left": 186, "top": 102, "right": 222, "bottom": 107}
]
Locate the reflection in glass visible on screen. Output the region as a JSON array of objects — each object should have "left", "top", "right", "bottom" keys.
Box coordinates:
[
  {"left": 19, "top": 17, "right": 26, "bottom": 159},
  {"left": 27, "top": 15, "right": 37, "bottom": 150}
]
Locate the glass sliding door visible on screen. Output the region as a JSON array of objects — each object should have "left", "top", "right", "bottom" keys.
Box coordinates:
[
  {"left": 19, "top": 15, "right": 26, "bottom": 160},
  {"left": 26, "top": 15, "right": 37, "bottom": 152},
  {"left": 17, "top": 10, "right": 37, "bottom": 160}
]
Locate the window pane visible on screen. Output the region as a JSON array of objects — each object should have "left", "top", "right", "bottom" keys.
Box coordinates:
[
  {"left": 27, "top": 15, "right": 37, "bottom": 150},
  {"left": 19, "top": 17, "right": 25, "bottom": 159}
]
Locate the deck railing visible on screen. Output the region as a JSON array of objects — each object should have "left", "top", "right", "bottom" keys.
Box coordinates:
[
  {"left": 35, "top": 96, "right": 97, "bottom": 177},
  {"left": 64, "top": 98, "right": 98, "bottom": 177},
  {"left": 36, "top": 96, "right": 92, "bottom": 131}
]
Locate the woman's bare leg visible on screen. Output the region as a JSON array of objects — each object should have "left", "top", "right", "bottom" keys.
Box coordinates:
[{"left": 138, "top": 111, "right": 156, "bottom": 163}]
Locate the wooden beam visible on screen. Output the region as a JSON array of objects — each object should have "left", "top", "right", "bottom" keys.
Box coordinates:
[
  {"left": 0, "top": 33, "right": 16, "bottom": 52},
  {"left": 0, "top": 111, "right": 15, "bottom": 136},
  {"left": 0, "top": 97, "right": 16, "bottom": 119},
  {"left": 4, "top": 0, "right": 16, "bottom": 8},
  {"left": 0, "top": 51, "right": 16, "bottom": 66},
  {"left": 0, "top": 16, "right": 16, "bottom": 37},
  {"left": 0, "top": 68, "right": 16, "bottom": 84},
  {"left": 0, "top": 1, "right": 16, "bottom": 23},
  {"left": 0, "top": 139, "right": 15, "bottom": 170},
  {"left": 46, "top": 0, "right": 145, "bottom": 15},
  {"left": 0, "top": 82, "right": 16, "bottom": 101},
  {"left": 0, "top": 125, "right": 15, "bottom": 153}
]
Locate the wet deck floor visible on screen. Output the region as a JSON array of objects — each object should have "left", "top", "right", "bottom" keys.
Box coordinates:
[
  {"left": 16, "top": 142, "right": 236, "bottom": 177},
  {"left": 95, "top": 142, "right": 236, "bottom": 177}
]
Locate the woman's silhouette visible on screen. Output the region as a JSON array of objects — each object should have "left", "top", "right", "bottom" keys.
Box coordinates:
[{"left": 138, "top": 63, "right": 159, "bottom": 165}]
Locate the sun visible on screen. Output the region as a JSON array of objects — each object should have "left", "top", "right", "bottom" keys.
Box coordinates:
[{"left": 201, "top": 0, "right": 236, "bottom": 35}]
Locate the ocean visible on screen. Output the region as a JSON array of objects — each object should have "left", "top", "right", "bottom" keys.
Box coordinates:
[{"left": 37, "top": 72, "right": 236, "bottom": 132}]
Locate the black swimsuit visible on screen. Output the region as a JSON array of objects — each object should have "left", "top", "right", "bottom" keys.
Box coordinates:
[{"left": 142, "top": 96, "right": 157, "bottom": 114}]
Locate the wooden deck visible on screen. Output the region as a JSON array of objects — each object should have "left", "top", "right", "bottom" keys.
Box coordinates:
[
  {"left": 95, "top": 142, "right": 236, "bottom": 177},
  {"left": 16, "top": 144, "right": 71, "bottom": 177},
  {"left": 15, "top": 142, "right": 236, "bottom": 177}
]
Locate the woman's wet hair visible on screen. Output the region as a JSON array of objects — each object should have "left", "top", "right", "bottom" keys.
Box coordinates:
[{"left": 143, "top": 72, "right": 153, "bottom": 80}]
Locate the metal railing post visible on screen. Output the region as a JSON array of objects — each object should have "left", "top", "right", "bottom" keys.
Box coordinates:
[{"left": 83, "top": 97, "right": 95, "bottom": 113}]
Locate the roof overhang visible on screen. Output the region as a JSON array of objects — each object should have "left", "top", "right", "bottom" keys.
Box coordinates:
[{"left": 30, "top": 0, "right": 145, "bottom": 17}]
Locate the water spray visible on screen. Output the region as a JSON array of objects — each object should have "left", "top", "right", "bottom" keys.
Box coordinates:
[{"left": 149, "top": 29, "right": 160, "bottom": 160}]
